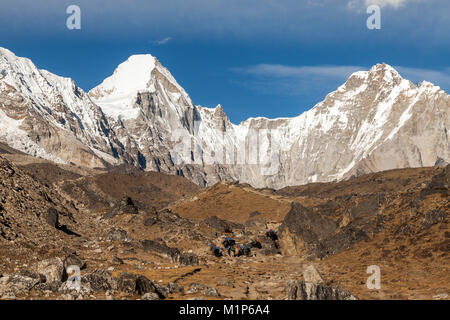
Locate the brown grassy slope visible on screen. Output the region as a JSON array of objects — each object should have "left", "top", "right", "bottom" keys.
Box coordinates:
[
  {"left": 169, "top": 182, "right": 291, "bottom": 224},
  {"left": 55, "top": 168, "right": 201, "bottom": 212},
  {"left": 277, "top": 166, "right": 439, "bottom": 199}
]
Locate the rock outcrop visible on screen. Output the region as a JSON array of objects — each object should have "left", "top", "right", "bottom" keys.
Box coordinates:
[{"left": 287, "top": 280, "right": 357, "bottom": 300}]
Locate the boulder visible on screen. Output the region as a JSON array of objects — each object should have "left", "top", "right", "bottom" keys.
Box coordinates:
[
  {"left": 142, "top": 292, "right": 160, "bottom": 300},
  {"left": 143, "top": 218, "right": 157, "bottom": 227},
  {"left": 118, "top": 273, "right": 166, "bottom": 298},
  {"left": 422, "top": 210, "right": 447, "bottom": 229},
  {"left": 303, "top": 265, "right": 323, "bottom": 284},
  {"left": 64, "top": 254, "right": 86, "bottom": 270},
  {"left": 177, "top": 253, "right": 199, "bottom": 266},
  {"left": 34, "top": 280, "right": 61, "bottom": 293},
  {"left": 105, "top": 196, "right": 139, "bottom": 218},
  {"left": 106, "top": 228, "right": 130, "bottom": 241},
  {"left": 34, "top": 257, "right": 64, "bottom": 283},
  {"left": 168, "top": 282, "right": 184, "bottom": 294},
  {"left": 45, "top": 208, "right": 59, "bottom": 228},
  {"left": 118, "top": 273, "right": 137, "bottom": 294},
  {"left": 135, "top": 275, "right": 160, "bottom": 296},
  {"left": 59, "top": 280, "right": 93, "bottom": 296},
  {"left": 82, "top": 270, "right": 117, "bottom": 292},
  {"left": 187, "top": 283, "right": 221, "bottom": 297},
  {"left": 287, "top": 280, "right": 356, "bottom": 300},
  {"left": 420, "top": 164, "right": 450, "bottom": 198},
  {"left": 0, "top": 274, "right": 40, "bottom": 297},
  {"left": 279, "top": 202, "right": 375, "bottom": 259}
]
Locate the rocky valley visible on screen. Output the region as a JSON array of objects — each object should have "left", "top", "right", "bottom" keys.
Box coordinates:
[
  {"left": 0, "top": 142, "right": 448, "bottom": 300},
  {"left": 0, "top": 47, "right": 448, "bottom": 300}
]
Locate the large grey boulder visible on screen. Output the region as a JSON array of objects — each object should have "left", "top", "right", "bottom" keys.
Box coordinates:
[
  {"left": 287, "top": 280, "right": 357, "bottom": 300},
  {"left": 34, "top": 257, "right": 65, "bottom": 283},
  {"left": 0, "top": 274, "right": 40, "bottom": 297},
  {"left": 117, "top": 273, "right": 167, "bottom": 298},
  {"left": 82, "top": 269, "right": 117, "bottom": 292},
  {"left": 187, "top": 283, "right": 220, "bottom": 297}
]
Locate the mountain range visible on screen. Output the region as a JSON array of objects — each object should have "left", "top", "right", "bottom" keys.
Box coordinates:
[{"left": 0, "top": 47, "right": 448, "bottom": 188}]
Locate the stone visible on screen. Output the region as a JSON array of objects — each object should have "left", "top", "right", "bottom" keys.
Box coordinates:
[
  {"left": 279, "top": 202, "right": 374, "bottom": 259},
  {"left": 82, "top": 270, "right": 117, "bottom": 292},
  {"left": 106, "top": 228, "right": 130, "bottom": 242},
  {"left": 45, "top": 208, "right": 59, "bottom": 228},
  {"left": 34, "top": 280, "right": 61, "bottom": 293},
  {"left": 34, "top": 257, "right": 64, "bottom": 283},
  {"left": 217, "top": 280, "right": 235, "bottom": 288},
  {"left": 422, "top": 210, "right": 447, "bottom": 229},
  {"left": 0, "top": 274, "right": 40, "bottom": 296},
  {"left": 64, "top": 254, "right": 86, "bottom": 270},
  {"left": 177, "top": 253, "right": 199, "bottom": 266},
  {"left": 105, "top": 197, "right": 139, "bottom": 218},
  {"left": 116, "top": 273, "right": 167, "bottom": 298},
  {"left": 187, "top": 283, "right": 220, "bottom": 297},
  {"left": 303, "top": 265, "right": 323, "bottom": 284},
  {"left": 135, "top": 275, "right": 159, "bottom": 296},
  {"left": 168, "top": 282, "right": 184, "bottom": 294},
  {"left": 287, "top": 280, "right": 356, "bottom": 300},
  {"left": 142, "top": 292, "right": 160, "bottom": 300},
  {"left": 118, "top": 273, "right": 137, "bottom": 294},
  {"left": 143, "top": 218, "right": 157, "bottom": 227},
  {"left": 59, "top": 280, "right": 93, "bottom": 296}
]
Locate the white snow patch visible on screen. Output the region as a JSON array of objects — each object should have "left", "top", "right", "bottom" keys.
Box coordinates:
[{"left": 0, "top": 109, "right": 66, "bottom": 164}]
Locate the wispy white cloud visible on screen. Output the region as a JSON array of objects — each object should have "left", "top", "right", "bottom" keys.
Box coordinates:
[
  {"left": 396, "top": 66, "right": 450, "bottom": 88},
  {"left": 348, "top": 0, "right": 421, "bottom": 10},
  {"left": 234, "top": 64, "right": 363, "bottom": 79},
  {"left": 232, "top": 64, "right": 450, "bottom": 96},
  {"left": 152, "top": 37, "right": 172, "bottom": 45},
  {"left": 231, "top": 64, "right": 364, "bottom": 97}
]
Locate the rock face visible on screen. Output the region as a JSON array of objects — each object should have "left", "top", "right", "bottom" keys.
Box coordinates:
[
  {"left": 0, "top": 47, "right": 126, "bottom": 169},
  {"left": 0, "top": 155, "right": 79, "bottom": 244},
  {"left": 1, "top": 46, "right": 449, "bottom": 188},
  {"left": 287, "top": 280, "right": 357, "bottom": 300},
  {"left": 278, "top": 198, "right": 383, "bottom": 259}
]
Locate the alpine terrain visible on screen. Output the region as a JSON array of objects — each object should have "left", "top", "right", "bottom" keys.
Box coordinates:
[
  {"left": 0, "top": 47, "right": 448, "bottom": 188},
  {"left": 0, "top": 47, "right": 448, "bottom": 301}
]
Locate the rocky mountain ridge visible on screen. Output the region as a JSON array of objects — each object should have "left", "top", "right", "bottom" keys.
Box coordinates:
[{"left": 0, "top": 47, "right": 449, "bottom": 188}]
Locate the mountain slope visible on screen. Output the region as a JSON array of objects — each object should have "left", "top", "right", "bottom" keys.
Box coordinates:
[
  {"left": 0, "top": 47, "right": 128, "bottom": 168},
  {"left": 1, "top": 47, "right": 449, "bottom": 188}
]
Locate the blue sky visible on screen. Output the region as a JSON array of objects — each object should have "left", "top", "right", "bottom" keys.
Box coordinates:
[{"left": 0, "top": 0, "right": 449, "bottom": 123}]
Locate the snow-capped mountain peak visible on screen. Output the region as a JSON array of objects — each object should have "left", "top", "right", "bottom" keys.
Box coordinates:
[
  {"left": 0, "top": 46, "right": 125, "bottom": 168},
  {"left": 88, "top": 54, "right": 157, "bottom": 121},
  {"left": 95, "top": 54, "right": 157, "bottom": 95},
  {"left": 89, "top": 53, "right": 191, "bottom": 121},
  {"left": 0, "top": 47, "right": 448, "bottom": 188}
]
